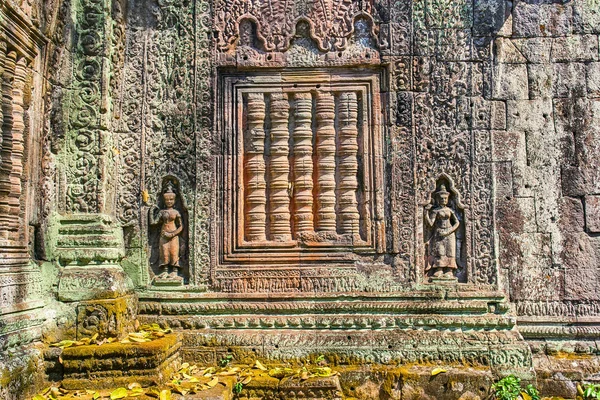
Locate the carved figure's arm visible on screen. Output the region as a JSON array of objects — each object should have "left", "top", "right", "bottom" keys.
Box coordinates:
[
  {"left": 448, "top": 210, "right": 460, "bottom": 235},
  {"left": 424, "top": 206, "right": 436, "bottom": 227},
  {"left": 173, "top": 213, "right": 183, "bottom": 236},
  {"left": 149, "top": 205, "right": 162, "bottom": 225}
]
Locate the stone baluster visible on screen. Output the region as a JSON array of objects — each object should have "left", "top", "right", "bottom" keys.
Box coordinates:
[
  {"left": 244, "top": 92, "right": 267, "bottom": 242},
  {"left": 268, "top": 92, "right": 292, "bottom": 241},
  {"left": 291, "top": 92, "right": 314, "bottom": 234},
  {"left": 315, "top": 91, "right": 336, "bottom": 233},
  {"left": 0, "top": 51, "right": 16, "bottom": 238},
  {"left": 8, "top": 58, "right": 27, "bottom": 227},
  {"left": 0, "top": 42, "right": 5, "bottom": 170},
  {"left": 337, "top": 91, "right": 360, "bottom": 235}
]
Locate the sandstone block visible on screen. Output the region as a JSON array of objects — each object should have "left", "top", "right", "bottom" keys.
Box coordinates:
[
  {"left": 551, "top": 34, "right": 599, "bottom": 62},
  {"left": 512, "top": 37, "right": 553, "bottom": 63},
  {"left": 553, "top": 62, "right": 587, "bottom": 98},
  {"left": 585, "top": 195, "right": 600, "bottom": 233},
  {"left": 507, "top": 99, "right": 554, "bottom": 132},
  {"left": 513, "top": 3, "right": 573, "bottom": 37},
  {"left": 587, "top": 62, "right": 600, "bottom": 96},
  {"left": 492, "top": 131, "right": 525, "bottom": 162},
  {"left": 528, "top": 63, "right": 554, "bottom": 99},
  {"left": 491, "top": 64, "right": 529, "bottom": 100},
  {"left": 494, "top": 38, "right": 527, "bottom": 63}
]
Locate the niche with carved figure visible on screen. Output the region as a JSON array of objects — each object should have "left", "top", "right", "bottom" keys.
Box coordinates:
[
  {"left": 423, "top": 176, "right": 466, "bottom": 282},
  {"left": 148, "top": 176, "right": 189, "bottom": 284}
]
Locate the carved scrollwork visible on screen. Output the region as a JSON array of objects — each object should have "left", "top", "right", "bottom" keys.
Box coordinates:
[{"left": 214, "top": 0, "right": 379, "bottom": 53}]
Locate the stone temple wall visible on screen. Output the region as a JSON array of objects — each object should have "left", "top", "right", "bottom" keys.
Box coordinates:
[{"left": 0, "top": 0, "right": 599, "bottom": 398}]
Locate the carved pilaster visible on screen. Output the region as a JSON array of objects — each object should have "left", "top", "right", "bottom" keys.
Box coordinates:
[
  {"left": 315, "top": 91, "right": 336, "bottom": 233},
  {"left": 0, "top": 51, "right": 16, "bottom": 238},
  {"left": 268, "top": 92, "right": 292, "bottom": 241},
  {"left": 337, "top": 92, "right": 360, "bottom": 236},
  {"left": 291, "top": 92, "right": 314, "bottom": 235},
  {"left": 244, "top": 92, "right": 267, "bottom": 242},
  {"left": 9, "top": 58, "right": 27, "bottom": 224}
]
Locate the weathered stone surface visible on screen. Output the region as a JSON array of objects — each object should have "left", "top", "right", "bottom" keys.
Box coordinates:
[
  {"left": 491, "top": 64, "right": 529, "bottom": 100},
  {"left": 60, "top": 334, "right": 181, "bottom": 390},
  {"left": 586, "top": 195, "right": 600, "bottom": 233},
  {"left": 2, "top": 0, "right": 600, "bottom": 397}
]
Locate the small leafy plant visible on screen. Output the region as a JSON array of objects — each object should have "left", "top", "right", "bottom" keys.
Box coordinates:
[
  {"left": 492, "top": 375, "right": 522, "bottom": 400},
  {"left": 491, "top": 376, "right": 540, "bottom": 400},
  {"left": 219, "top": 354, "right": 233, "bottom": 367},
  {"left": 523, "top": 383, "right": 540, "bottom": 400},
  {"left": 580, "top": 383, "right": 600, "bottom": 399},
  {"left": 233, "top": 382, "right": 243, "bottom": 394}
]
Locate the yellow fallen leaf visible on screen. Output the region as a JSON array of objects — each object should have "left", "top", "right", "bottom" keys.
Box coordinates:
[
  {"left": 51, "top": 340, "right": 76, "bottom": 348},
  {"left": 241, "top": 376, "right": 252, "bottom": 385},
  {"left": 146, "top": 387, "right": 160, "bottom": 398},
  {"left": 254, "top": 360, "right": 268, "bottom": 371},
  {"left": 107, "top": 337, "right": 116, "bottom": 343},
  {"left": 91, "top": 333, "right": 98, "bottom": 341},
  {"left": 93, "top": 391, "right": 100, "bottom": 400},
  {"left": 120, "top": 339, "right": 131, "bottom": 344},
  {"left": 181, "top": 362, "right": 190, "bottom": 369},
  {"left": 32, "top": 395, "right": 45, "bottom": 400},
  {"left": 110, "top": 387, "right": 128, "bottom": 399},
  {"left": 314, "top": 367, "right": 333, "bottom": 377},
  {"left": 207, "top": 377, "right": 219, "bottom": 387},
  {"left": 521, "top": 392, "right": 532, "bottom": 400},
  {"left": 189, "top": 377, "right": 199, "bottom": 383},
  {"left": 431, "top": 367, "right": 447, "bottom": 376},
  {"left": 128, "top": 382, "right": 142, "bottom": 390},
  {"left": 130, "top": 336, "right": 150, "bottom": 343},
  {"left": 159, "top": 389, "right": 172, "bottom": 400}
]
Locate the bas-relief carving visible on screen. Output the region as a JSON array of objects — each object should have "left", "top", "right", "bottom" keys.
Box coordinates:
[
  {"left": 214, "top": 0, "right": 378, "bottom": 53},
  {"left": 110, "top": 0, "right": 502, "bottom": 293},
  {"left": 423, "top": 179, "right": 466, "bottom": 281},
  {"left": 148, "top": 177, "right": 188, "bottom": 285}
]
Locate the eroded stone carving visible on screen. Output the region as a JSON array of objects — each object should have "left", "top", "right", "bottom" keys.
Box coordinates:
[
  {"left": 424, "top": 179, "right": 465, "bottom": 281},
  {"left": 219, "top": 70, "right": 384, "bottom": 278},
  {"left": 149, "top": 178, "right": 188, "bottom": 284},
  {"left": 214, "top": 0, "right": 377, "bottom": 53}
]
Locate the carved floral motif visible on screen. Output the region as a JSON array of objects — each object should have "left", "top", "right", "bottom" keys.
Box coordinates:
[{"left": 214, "top": 0, "right": 377, "bottom": 52}]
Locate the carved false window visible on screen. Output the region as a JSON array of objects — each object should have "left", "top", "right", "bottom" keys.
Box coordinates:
[{"left": 218, "top": 70, "right": 384, "bottom": 265}]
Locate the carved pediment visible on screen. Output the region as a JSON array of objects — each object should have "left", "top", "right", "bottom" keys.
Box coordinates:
[{"left": 214, "top": 0, "right": 380, "bottom": 53}]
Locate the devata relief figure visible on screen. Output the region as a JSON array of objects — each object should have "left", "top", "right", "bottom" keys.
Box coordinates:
[
  {"left": 150, "top": 184, "right": 183, "bottom": 279},
  {"left": 424, "top": 185, "right": 460, "bottom": 278}
]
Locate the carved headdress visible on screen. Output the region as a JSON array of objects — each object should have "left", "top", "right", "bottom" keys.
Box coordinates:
[{"left": 436, "top": 185, "right": 449, "bottom": 196}]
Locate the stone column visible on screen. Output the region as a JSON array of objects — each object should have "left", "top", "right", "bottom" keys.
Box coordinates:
[{"left": 51, "top": 0, "right": 135, "bottom": 340}]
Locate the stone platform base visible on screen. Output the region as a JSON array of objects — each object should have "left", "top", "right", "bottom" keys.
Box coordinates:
[
  {"left": 239, "top": 374, "right": 343, "bottom": 400},
  {"left": 59, "top": 333, "right": 181, "bottom": 390},
  {"left": 137, "top": 289, "right": 533, "bottom": 376}
]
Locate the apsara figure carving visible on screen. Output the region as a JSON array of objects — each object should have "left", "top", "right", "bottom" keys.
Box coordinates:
[
  {"left": 150, "top": 182, "right": 183, "bottom": 279},
  {"left": 424, "top": 184, "right": 460, "bottom": 278}
]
